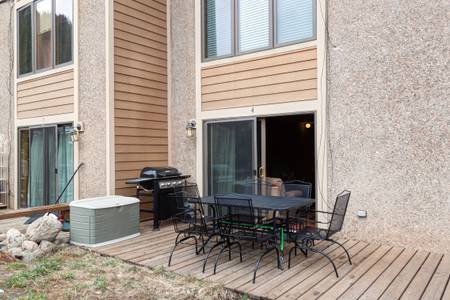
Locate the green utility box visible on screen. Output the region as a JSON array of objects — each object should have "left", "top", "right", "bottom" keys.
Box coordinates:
[{"left": 70, "top": 196, "right": 140, "bottom": 247}]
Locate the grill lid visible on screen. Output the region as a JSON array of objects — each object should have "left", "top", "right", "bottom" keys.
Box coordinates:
[{"left": 140, "top": 166, "right": 181, "bottom": 179}]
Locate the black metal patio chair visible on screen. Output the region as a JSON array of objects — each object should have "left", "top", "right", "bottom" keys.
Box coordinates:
[
  {"left": 236, "top": 178, "right": 277, "bottom": 222},
  {"left": 236, "top": 178, "right": 273, "bottom": 196},
  {"left": 276, "top": 180, "right": 314, "bottom": 233},
  {"left": 168, "top": 183, "right": 216, "bottom": 266},
  {"left": 202, "top": 195, "right": 282, "bottom": 283},
  {"left": 282, "top": 180, "right": 313, "bottom": 198},
  {"left": 287, "top": 190, "right": 352, "bottom": 277}
]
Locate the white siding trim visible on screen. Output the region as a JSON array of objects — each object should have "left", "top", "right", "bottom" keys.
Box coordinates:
[{"left": 105, "top": 0, "right": 115, "bottom": 195}]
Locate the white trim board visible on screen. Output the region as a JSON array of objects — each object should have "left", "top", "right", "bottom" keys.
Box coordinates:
[
  {"left": 105, "top": 0, "right": 115, "bottom": 195},
  {"left": 201, "top": 40, "right": 317, "bottom": 69},
  {"left": 16, "top": 65, "right": 74, "bottom": 83},
  {"left": 15, "top": 113, "right": 74, "bottom": 127},
  {"left": 198, "top": 99, "right": 319, "bottom": 121}
]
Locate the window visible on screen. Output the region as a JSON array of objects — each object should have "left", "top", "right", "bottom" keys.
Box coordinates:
[
  {"left": 276, "top": 0, "right": 314, "bottom": 45},
  {"left": 204, "top": 0, "right": 233, "bottom": 59},
  {"left": 19, "top": 124, "right": 74, "bottom": 208},
  {"left": 55, "top": 0, "right": 73, "bottom": 65},
  {"left": 18, "top": 6, "right": 33, "bottom": 76},
  {"left": 237, "top": 0, "right": 271, "bottom": 53},
  {"left": 35, "top": 0, "right": 52, "bottom": 70},
  {"left": 203, "top": 0, "right": 315, "bottom": 60},
  {"left": 17, "top": 0, "right": 73, "bottom": 76}
]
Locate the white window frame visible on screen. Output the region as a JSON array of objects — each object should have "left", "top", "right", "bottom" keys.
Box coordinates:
[
  {"left": 202, "top": 0, "right": 316, "bottom": 61},
  {"left": 17, "top": 0, "right": 74, "bottom": 78}
]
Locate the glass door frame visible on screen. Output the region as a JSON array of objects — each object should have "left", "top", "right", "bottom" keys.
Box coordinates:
[
  {"left": 203, "top": 117, "right": 257, "bottom": 196},
  {"left": 18, "top": 124, "right": 58, "bottom": 208}
]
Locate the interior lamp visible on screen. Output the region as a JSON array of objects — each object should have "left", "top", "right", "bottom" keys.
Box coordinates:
[{"left": 305, "top": 123, "right": 312, "bottom": 129}]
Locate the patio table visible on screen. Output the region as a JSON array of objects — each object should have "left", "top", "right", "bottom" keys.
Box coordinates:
[{"left": 199, "top": 193, "right": 315, "bottom": 253}]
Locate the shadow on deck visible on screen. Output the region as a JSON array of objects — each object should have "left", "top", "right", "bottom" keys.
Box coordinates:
[{"left": 93, "top": 222, "right": 450, "bottom": 300}]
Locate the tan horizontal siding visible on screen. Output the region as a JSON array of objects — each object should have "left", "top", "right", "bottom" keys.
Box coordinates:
[
  {"left": 201, "top": 47, "right": 317, "bottom": 110},
  {"left": 17, "top": 69, "right": 74, "bottom": 119},
  {"left": 114, "top": 0, "right": 168, "bottom": 195}
]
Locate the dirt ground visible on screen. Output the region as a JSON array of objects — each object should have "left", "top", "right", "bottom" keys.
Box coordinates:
[{"left": 0, "top": 246, "right": 243, "bottom": 300}]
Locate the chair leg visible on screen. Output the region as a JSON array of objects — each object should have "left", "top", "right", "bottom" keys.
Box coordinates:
[
  {"left": 303, "top": 245, "right": 339, "bottom": 277},
  {"left": 213, "top": 243, "right": 229, "bottom": 274},
  {"left": 201, "top": 235, "right": 206, "bottom": 254},
  {"left": 229, "top": 241, "right": 243, "bottom": 262},
  {"left": 274, "top": 245, "right": 282, "bottom": 269},
  {"left": 227, "top": 238, "right": 232, "bottom": 260},
  {"left": 168, "top": 235, "right": 196, "bottom": 267},
  {"left": 253, "top": 246, "right": 277, "bottom": 283},
  {"left": 198, "top": 232, "right": 219, "bottom": 254},
  {"left": 202, "top": 240, "right": 225, "bottom": 273},
  {"left": 328, "top": 239, "right": 352, "bottom": 265},
  {"left": 288, "top": 246, "right": 295, "bottom": 269}
]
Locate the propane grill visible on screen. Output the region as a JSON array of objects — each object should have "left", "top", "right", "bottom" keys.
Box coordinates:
[{"left": 126, "top": 167, "right": 190, "bottom": 230}]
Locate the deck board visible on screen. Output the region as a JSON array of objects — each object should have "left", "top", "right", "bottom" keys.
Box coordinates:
[{"left": 93, "top": 222, "right": 449, "bottom": 300}]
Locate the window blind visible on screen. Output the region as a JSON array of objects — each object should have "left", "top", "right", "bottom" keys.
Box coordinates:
[
  {"left": 276, "top": 0, "right": 314, "bottom": 45},
  {"left": 205, "top": 0, "right": 233, "bottom": 58},
  {"left": 238, "top": 0, "right": 271, "bottom": 53}
]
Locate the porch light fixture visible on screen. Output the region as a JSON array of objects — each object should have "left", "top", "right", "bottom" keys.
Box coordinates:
[
  {"left": 69, "top": 122, "right": 84, "bottom": 142},
  {"left": 186, "top": 119, "right": 197, "bottom": 137}
]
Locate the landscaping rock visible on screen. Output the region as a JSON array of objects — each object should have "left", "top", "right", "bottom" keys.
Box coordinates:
[
  {"left": 26, "top": 214, "right": 62, "bottom": 242},
  {"left": 22, "top": 240, "right": 39, "bottom": 252},
  {"left": 6, "top": 229, "right": 25, "bottom": 249},
  {"left": 7, "top": 247, "right": 23, "bottom": 258},
  {"left": 0, "top": 233, "right": 6, "bottom": 242},
  {"left": 39, "top": 240, "right": 56, "bottom": 254},
  {"left": 55, "top": 231, "right": 70, "bottom": 245},
  {"left": 22, "top": 249, "right": 44, "bottom": 263}
]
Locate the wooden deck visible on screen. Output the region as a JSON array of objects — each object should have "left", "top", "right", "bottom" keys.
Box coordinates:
[{"left": 95, "top": 222, "right": 450, "bottom": 300}]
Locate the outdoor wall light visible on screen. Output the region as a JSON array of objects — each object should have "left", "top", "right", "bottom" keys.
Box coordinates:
[
  {"left": 186, "top": 119, "right": 197, "bottom": 137},
  {"left": 69, "top": 121, "right": 84, "bottom": 142}
]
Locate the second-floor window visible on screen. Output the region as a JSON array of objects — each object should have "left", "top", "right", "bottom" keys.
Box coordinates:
[
  {"left": 18, "top": 0, "right": 73, "bottom": 76},
  {"left": 203, "top": 0, "right": 315, "bottom": 60}
]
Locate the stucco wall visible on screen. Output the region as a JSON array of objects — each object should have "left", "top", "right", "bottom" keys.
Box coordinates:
[
  {"left": 0, "top": 1, "right": 14, "bottom": 207},
  {"left": 78, "top": 0, "right": 107, "bottom": 198},
  {"left": 327, "top": 0, "right": 450, "bottom": 253},
  {"left": 169, "top": 0, "right": 197, "bottom": 180}
]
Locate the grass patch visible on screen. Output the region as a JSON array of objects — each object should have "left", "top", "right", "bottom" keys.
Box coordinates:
[
  {"left": 5, "top": 258, "right": 61, "bottom": 288},
  {"left": 7, "top": 262, "right": 27, "bottom": 271},
  {"left": 102, "top": 257, "right": 120, "bottom": 268},
  {"left": 15, "top": 289, "right": 47, "bottom": 300},
  {"left": 62, "top": 271, "right": 75, "bottom": 281},
  {"left": 1, "top": 246, "right": 241, "bottom": 299},
  {"left": 93, "top": 276, "right": 108, "bottom": 291}
]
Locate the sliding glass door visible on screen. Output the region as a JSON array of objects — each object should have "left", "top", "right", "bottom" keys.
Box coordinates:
[
  {"left": 29, "top": 126, "right": 57, "bottom": 207},
  {"left": 206, "top": 119, "right": 256, "bottom": 196},
  {"left": 19, "top": 124, "right": 73, "bottom": 208}
]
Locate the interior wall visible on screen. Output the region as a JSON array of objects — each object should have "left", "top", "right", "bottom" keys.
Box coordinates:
[{"left": 327, "top": 0, "right": 450, "bottom": 253}]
